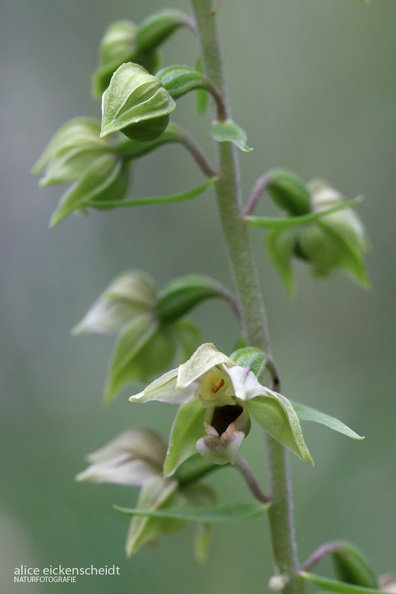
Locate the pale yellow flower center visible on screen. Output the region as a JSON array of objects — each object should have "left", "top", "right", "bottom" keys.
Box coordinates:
[{"left": 200, "top": 371, "right": 226, "bottom": 402}]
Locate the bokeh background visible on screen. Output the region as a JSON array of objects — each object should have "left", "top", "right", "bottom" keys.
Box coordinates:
[{"left": 1, "top": 1, "right": 395, "bottom": 592}]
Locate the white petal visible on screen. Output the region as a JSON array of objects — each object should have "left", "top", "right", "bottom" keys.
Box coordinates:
[
  {"left": 177, "top": 343, "right": 234, "bottom": 388},
  {"left": 226, "top": 365, "right": 268, "bottom": 401},
  {"left": 129, "top": 367, "right": 194, "bottom": 404}
]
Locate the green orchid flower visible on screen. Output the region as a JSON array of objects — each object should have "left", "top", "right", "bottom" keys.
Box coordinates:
[
  {"left": 33, "top": 117, "right": 129, "bottom": 227},
  {"left": 129, "top": 343, "right": 313, "bottom": 474},
  {"left": 76, "top": 427, "right": 216, "bottom": 560},
  {"left": 265, "top": 178, "right": 370, "bottom": 294}
]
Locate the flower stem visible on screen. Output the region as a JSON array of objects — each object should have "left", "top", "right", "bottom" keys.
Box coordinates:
[{"left": 190, "top": 2, "right": 305, "bottom": 592}]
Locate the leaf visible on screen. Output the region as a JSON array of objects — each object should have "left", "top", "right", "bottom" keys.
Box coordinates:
[
  {"left": 115, "top": 501, "right": 269, "bottom": 523},
  {"left": 300, "top": 572, "right": 384, "bottom": 594},
  {"left": 245, "top": 197, "right": 363, "bottom": 229},
  {"left": 292, "top": 401, "right": 364, "bottom": 440},
  {"left": 211, "top": 120, "right": 253, "bottom": 152},
  {"left": 88, "top": 178, "right": 216, "bottom": 209}
]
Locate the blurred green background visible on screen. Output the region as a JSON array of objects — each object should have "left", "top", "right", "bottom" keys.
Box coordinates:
[{"left": 1, "top": 1, "right": 395, "bottom": 592}]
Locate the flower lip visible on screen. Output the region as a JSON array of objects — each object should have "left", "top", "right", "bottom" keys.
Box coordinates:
[{"left": 209, "top": 404, "right": 244, "bottom": 436}]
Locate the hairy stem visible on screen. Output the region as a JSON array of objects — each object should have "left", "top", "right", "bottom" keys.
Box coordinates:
[
  {"left": 190, "top": 2, "right": 304, "bottom": 592},
  {"left": 234, "top": 456, "right": 271, "bottom": 504}
]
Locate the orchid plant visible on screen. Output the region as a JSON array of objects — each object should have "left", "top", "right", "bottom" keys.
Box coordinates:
[{"left": 34, "top": 2, "right": 395, "bottom": 593}]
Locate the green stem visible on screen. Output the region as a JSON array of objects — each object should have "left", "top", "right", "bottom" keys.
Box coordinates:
[{"left": 190, "top": 2, "right": 304, "bottom": 592}]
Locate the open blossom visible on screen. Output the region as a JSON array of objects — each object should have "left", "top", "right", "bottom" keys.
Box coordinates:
[{"left": 129, "top": 343, "right": 313, "bottom": 474}]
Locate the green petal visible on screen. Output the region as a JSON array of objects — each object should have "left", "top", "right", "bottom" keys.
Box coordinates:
[
  {"left": 49, "top": 157, "right": 128, "bottom": 227},
  {"left": 33, "top": 117, "right": 105, "bottom": 173},
  {"left": 265, "top": 227, "right": 296, "bottom": 295},
  {"left": 246, "top": 391, "right": 313, "bottom": 465},
  {"left": 292, "top": 401, "right": 364, "bottom": 440},
  {"left": 72, "top": 270, "right": 156, "bottom": 336},
  {"left": 164, "top": 399, "right": 206, "bottom": 477},
  {"left": 124, "top": 476, "right": 179, "bottom": 556}
]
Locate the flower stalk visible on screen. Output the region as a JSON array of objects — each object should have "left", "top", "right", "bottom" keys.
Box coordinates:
[{"left": 190, "top": 1, "right": 304, "bottom": 591}]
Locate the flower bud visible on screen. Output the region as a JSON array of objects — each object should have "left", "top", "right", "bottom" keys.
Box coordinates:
[
  {"left": 92, "top": 10, "right": 194, "bottom": 98},
  {"left": 33, "top": 117, "right": 129, "bottom": 226},
  {"left": 101, "top": 63, "right": 176, "bottom": 141},
  {"left": 265, "top": 178, "right": 370, "bottom": 293},
  {"left": 92, "top": 20, "right": 160, "bottom": 98}
]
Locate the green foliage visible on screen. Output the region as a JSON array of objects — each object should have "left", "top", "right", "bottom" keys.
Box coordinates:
[{"left": 211, "top": 119, "right": 253, "bottom": 152}]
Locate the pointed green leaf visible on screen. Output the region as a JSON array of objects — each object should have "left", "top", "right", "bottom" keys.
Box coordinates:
[
  {"left": 292, "top": 401, "right": 364, "bottom": 440},
  {"left": 87, "top": 178, "right": 216, "bottom": 209},
  {"left": 164, "top": 399, "right": 206, "bottom": 477},
  {"left": 245, "top": 197, "right": 363, "bottom": 229},
  {"left": 300, "top": 572, "right": 384, "bottom": 594},
  {"left": 246, "top": 392, "right": 314, "bottom": 465},
  {"left": 115, "top": 501, "right": 269, "bottom": 523},
  {"left": 211, "top": 120, "right": 253, "bottom": 152}
]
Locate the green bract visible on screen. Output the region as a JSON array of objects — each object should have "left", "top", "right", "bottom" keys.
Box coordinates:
[
  {"left": 93, "top": 10, "right": 194, "bottom": 97},
  {"left": 129, "top": 343, "right": 313, "bottom": 473},
  {"left": 33, "top": 117, "right": 129, "bottom": 227},
  {"left": 265, "top": 178, "right": 370, "bottom": 294},
  {"left": 101, "top": 63, "right": 176, "bottom": 141}
]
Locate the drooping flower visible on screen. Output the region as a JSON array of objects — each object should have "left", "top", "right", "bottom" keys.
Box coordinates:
[
  {"left": 265, "top": 178, "right": 370, "bottom": 294},
  {"left": 76, "top": 426, "right": 216, "bottom": 560},
  {"left": 33, "top": 117, "right": 129, "bottom": 227},
  {"left": 73, "top": 270, "right": 201, "bottom": 404},
  {"left": 129, "top": 343, "right": 313, "bottom": 475}
]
